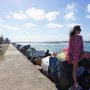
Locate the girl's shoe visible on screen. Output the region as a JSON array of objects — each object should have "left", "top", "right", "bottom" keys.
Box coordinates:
[{"left": 68, "top": 84, "right": 82, "bottom": 90}]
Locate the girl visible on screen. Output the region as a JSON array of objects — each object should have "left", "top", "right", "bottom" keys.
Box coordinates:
[{"left": 68, "top": 25, "right": 84, "bottom": 89}]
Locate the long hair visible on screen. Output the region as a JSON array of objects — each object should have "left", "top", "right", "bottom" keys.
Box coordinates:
[{"left": 69, "top": 25, "right": 81, "bottom": 37}]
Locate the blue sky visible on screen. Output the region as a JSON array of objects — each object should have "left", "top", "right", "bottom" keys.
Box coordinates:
[{"left": 0, "top": 0, "right": 90, "bottom": 42}]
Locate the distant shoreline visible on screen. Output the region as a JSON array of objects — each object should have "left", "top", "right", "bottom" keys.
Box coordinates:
[{"left": 12, "top": 41, "right": 90, "bottom": 43}]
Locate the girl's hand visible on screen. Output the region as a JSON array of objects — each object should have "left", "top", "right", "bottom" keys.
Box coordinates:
[{"left": 80, "top": 51, "right": 84, "bottom": 59}]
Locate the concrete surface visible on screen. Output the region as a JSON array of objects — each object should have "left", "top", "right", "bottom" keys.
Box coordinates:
[{"left": 0, "top": 44, "right": 57, "bottom": 90}]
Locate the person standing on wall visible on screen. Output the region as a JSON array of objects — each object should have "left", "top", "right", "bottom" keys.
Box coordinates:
[{"left": 68, "top": 25, "right": 84, "bottom": 89}]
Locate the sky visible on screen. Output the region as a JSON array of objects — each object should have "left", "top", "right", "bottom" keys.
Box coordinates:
[{"left": 0, "top": 0, "right": 90, "bottom": 42}]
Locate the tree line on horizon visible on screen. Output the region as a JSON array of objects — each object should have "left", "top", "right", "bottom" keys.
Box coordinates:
[{"left": 0, "top": 35, "right": 10, "bottom": 44}]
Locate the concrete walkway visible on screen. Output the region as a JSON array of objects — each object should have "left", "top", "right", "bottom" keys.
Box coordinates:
[{"left": 0, "top": 44, "right": 56, "bottom": 90}]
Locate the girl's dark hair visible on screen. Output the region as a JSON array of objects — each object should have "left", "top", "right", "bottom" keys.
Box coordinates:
[{"left": 69, "top": 25, "right": 81, "bottom": 37}]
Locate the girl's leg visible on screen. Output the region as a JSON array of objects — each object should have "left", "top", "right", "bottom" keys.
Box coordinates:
[
  {"left": 72, "top": 61, "right": 78, "bottom": 85},
  {"left": 69, "top": 61, "right": 83, "bottom": 90}
]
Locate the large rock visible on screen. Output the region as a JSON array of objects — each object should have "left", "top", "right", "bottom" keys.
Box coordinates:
[{"left": 48, "top": 56, "right": 90, "bottom": 90}]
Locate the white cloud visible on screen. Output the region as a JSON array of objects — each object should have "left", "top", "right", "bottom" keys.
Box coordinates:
[
  {"left": 87, "top": 4, "right": 90, "bottom": 13},
  {"left": 66, "top": 3, "right": 76, "bottom": 12},
  {"left": 64, "top": 12, "right": 75, "bottom": 20},
  {"left": 85, "top": 15, "right": 90, "bottom": 19},
  {"left": 86, "top": 4, "right": 90, "bottom": 19},
  {"left": 45, "top": 11, "right": 60, "bottom": 21},
  {"left": 0, "top": 23, "right": 20, "bottom": 30},
  {"left": 23, "top": 23, "right": 37, "bottom": 29},
  {"left": 26, "top": 8, "right": 45, "bottom": 20},
  {"left": 0, "top": 18, "right": 2, "bottom": 22},
  {"left": 7, "top": 8, "right": 60, "bottom": 21},
  {"left": 45, "top": 23, "right": 63, "bottom": 29},
  {"left": 26, "top": 8, "right": 60, "bottom": 21},
  {"left": 6, "top": 15, "right": 11, "bottom": 19},
  {"left": 11, "top": 12, "right": 27, "bottom": 20},
  {"left": 7, "top": 10, "right": 27, "bottom": 20},
  {"left": 64, "top": 3, "right": 76, "bottom": 20}
]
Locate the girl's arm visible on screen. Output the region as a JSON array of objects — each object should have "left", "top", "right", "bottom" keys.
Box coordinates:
[
  {"left": 69, "top": 37, "right": 73, "bottom": 54},
  {"left": 81, "top": 36, "right": 84, "bottom": 52},
  {"left": 80, "top": 36, "right": 84, "bottom": 59},
  {"left": 68, "top": 37, "right": 73, "bottom": 63}
]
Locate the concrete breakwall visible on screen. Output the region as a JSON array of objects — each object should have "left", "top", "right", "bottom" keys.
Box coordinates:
[{"left": 0, "top": 44, "right": 57, "bottom": 90}]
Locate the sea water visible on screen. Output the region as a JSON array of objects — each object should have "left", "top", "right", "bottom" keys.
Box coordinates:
[{"left": 18, "top": 42, "right": 90, "bottom": 54}]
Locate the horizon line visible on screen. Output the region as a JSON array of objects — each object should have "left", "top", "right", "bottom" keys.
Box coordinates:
[{"left": 11, "top": 41, "right": 90, "bottom": 43}]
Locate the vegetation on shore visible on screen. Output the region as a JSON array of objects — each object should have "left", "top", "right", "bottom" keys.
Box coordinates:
[
  {"left": 0, "top": 44, "right": 9, "bottom": 60},
  {"left": 0, "top": 35, "right": 10, "bottom": 61},
  {"left": 0, "top": 35, "right": 10, "bottom": 44}
]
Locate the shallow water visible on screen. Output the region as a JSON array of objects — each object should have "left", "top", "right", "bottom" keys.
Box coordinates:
[{"left": 18, "top": 42, "right": 90, "bottom": 53}]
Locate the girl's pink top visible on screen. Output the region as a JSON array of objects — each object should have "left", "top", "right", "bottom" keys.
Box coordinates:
[{"left": 68, "top": 35, "right": 84, "bottom": 63}]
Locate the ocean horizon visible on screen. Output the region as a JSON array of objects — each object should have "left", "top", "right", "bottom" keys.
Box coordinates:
[{"left": 17, "top": 42, "right": 90, "bottom": 54}]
